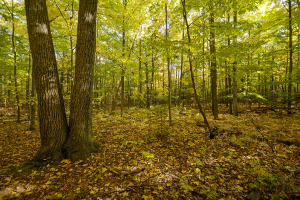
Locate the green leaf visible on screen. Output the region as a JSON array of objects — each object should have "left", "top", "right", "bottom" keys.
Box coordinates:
[
  {"left": 180, "top": 184, "right": 193, "bottom": 191},
  {"left": 57, "top": 193, "right": 63, "bottom": 198},
  {"left": 132, "top": 175, "right": 137, "bottom": 181},
  {"left": 249, "top": 182, "right": 260, "bottom": 188}
]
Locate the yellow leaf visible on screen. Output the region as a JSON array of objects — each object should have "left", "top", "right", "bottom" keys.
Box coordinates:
[
  {"left": 102, "top": 168, "right": 107, "bottom": 173},
  {"left": 45, "top": 181, "right": 51, "bottom": 185},
  {"left": 193, "top": 181, "right": 200, "bottom": 185},
  {"left": 128, "top": 182, "right": 134, "bottom": 186},
  {"left": 277, "top": 154, "right": 288, "bottom": 159},
  {"left": 5, "top": 177, "right": 11, "bottom": 182}
]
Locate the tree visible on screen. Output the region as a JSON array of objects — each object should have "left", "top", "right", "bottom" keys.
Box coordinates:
[
  {"left": 25, "top": 0, "right": 98, "bottom": 164},
  {"left": 210, "top": 12, "right": 218, "bottom": 119},
  {"left": 182, "top": 0, "right": 213, "bottom": 137},
  {"left": 64, "top": 0, "right": 98, "bottom": 161},
  {"left": 165, "top": 2, "right": 172, "bottom": 125}
]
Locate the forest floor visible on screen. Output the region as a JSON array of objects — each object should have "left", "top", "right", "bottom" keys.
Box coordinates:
[{"left": 0, "top": 106, "right": 300, "bottom": 200}]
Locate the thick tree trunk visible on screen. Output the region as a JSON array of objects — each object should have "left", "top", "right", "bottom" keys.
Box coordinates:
[
  {"left": 25, "top": 0, "right": 69, "bottom": 163},
  {"left": 65, "top": 0, "right": 98, "bottom": 162}
]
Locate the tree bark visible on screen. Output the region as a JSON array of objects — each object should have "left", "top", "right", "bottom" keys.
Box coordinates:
[
  {"left": 25, "top": 0, "right": 69, "bottom": 163},
  {"left": 65, "top": 0, "right": 98, "bottom": 161}
]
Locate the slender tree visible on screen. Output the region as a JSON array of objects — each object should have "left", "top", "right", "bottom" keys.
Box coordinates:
[
  {"left": 165, "top": 2, "right": 172, "bottom": 125},
  {"left": 287, "top": 0, "right": 293, "bottom": 113},
  {"left": 182, "top": 0, "right": 213, "bottom": 136},
  {"left": 232, "top": 11, "right": 238, "bottom": 116},
  {"left": 210, "top": 12, "right": 218, "bottom": 119}
]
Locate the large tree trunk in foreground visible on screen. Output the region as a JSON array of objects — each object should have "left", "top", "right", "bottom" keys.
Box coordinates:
[
  {"left": 25, "top": 0, "right": 69, "bottom": 163},
  {"left": 64, "top": 0, "right": 98, "bottom": 162}
]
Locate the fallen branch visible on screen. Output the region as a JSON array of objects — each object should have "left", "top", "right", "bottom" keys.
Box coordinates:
[{"left": 249, "top": 116, "right": 274, "bottom": 153}]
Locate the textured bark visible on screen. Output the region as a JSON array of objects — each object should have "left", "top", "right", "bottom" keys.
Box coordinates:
[
  {"left": 25, "top": 0, "right": 69, "bottom": 162},
  {"left": 65, "top": 0, "right": 98, "bottom": 162}
]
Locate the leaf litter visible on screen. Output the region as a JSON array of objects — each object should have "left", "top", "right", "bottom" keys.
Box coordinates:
[{"left": 0, "top": 107, "right": 299, "bottom": 199}]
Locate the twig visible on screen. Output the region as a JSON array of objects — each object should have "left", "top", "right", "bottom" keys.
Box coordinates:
[
  {"left": 103, "top": 164, "right": 120, "bottom": 176},
  {"left": 250, "top": 116, "right": 274, "bottom": 153},
  {"left": 138, "top": 172, "right": 162, "bottom": 186}
]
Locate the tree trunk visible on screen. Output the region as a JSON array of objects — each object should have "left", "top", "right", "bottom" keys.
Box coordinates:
[
  {"left": 11, "top": 0, "right": 20, "bottom": 123},
  {"left": 232, "top": 11, "right": 238, "bottom": 117},
  {"left": 65, "top": 0, "right": 98, "bottom": 161},
  {"left": 178, "top": 16, "right": 184, "bottom": 107},
  {"left": 27, "top": 50, "right": 31, "bottom": 121},
  {"left": 210, "top": 13, "right": 218, "bottom": 119},
  {"left": 121, "top": 0, "right": 126, "bottom": 117},
  {"left": 203, "top": 38, "right": 206, "bottom": 112},
  {"left": 25, "top": 0, "right": 69, "bottom": 163},
  {"left": 29, "top": 61, "right": 36, "bottom": 131},
  {"left": 182, "top": 0, "right": 212, "bottom": 136},
  {"left": 139, "top": 39, "right": 142, "bottom": 108},
  {"left": 165, "top": 3, "right": 172, "bottom": 125},
  {"left": 288, "top": 0, "right": 293, "bottom": 113}
]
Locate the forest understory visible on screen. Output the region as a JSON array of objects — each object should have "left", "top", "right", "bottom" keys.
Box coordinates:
[{"left": 0, "top": 105, "right": 300, "bottom": 200}]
